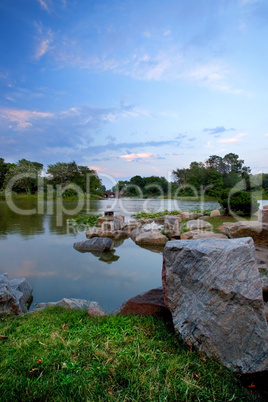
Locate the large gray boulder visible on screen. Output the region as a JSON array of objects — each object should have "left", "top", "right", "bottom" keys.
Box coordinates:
[
  {"left": 0, "top": 274, "right": 33, "bottom": 314},
  {"left": 73, "top": 237, "right": 114, "bottom": 252},
  {"left": 162, "top": 238, "right": 268, "bottom": 374},
  {"left": 223, "top": 221, "right": 268, "bottom": 246}
]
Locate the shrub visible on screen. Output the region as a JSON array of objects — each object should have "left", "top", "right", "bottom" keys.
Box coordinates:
[{"left": 218, "top": 191, "right": 259, "bottom": 216}]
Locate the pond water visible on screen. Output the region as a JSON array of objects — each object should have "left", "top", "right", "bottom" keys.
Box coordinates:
[{"left": 0, "top": 198, "right": 219, "bottom": 312}]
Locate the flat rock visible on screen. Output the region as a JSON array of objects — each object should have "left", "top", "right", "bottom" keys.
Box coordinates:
[
  {"left": 135, "top": 231, "right": 168, "bottom": 246},
  {"left": 162, "top": 237, "right": 268, "bottom": 374},
  {"left": 117, "top": 287, "right": 169, "bottom": 316},
  {"left": 187, "top": 219, "right": 212, "bottom": 230},
  {"left": 35, "top": 298, "right": 104, "bottom": 313},
  {"left": 223, "top": 221, "right": 268, "bottom": 246},
  {"left": 74, "top": 237, "right": 114, "bottom": 252},
  {"left": 0, "top": 274, "right": 33, "bottom": 315}
]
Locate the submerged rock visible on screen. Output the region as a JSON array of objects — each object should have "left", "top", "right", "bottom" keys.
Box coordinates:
[
  {"left": 162, "top": 237, "right": 268, "bottom": 374},
  {"left": 0, "top": 274, "right": 33, "bottom": 315}
]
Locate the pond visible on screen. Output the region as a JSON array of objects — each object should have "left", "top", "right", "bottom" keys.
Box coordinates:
[{"left": 0, "top": 198, "right": 220, "bottom": 312}]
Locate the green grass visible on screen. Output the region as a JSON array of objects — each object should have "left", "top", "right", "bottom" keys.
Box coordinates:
[
  {"left": 0, "top": 193, "right": 102, "bottom": 201},
  {"left": 134, "top": 209, "right": 212, "bottom": 220},
  {"left": 67, "top": 214, "right": 101, "bottom": 227},
  {"left": 0, "top": 308, "right": 255, "bottom": 401}
]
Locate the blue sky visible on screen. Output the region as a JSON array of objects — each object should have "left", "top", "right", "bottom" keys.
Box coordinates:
[{"left": 0, "top": 0, "right": 268, "bottom": 187}]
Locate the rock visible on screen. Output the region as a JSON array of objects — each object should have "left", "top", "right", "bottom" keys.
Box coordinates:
[
  {"left": 0, "top": 274, "right": 33, "bottom": 315},
  {"left": 223, "top": 221, "right": 268, "bottom": 246},
  {"left": 186, "top": 219, "right": 212, "bottom": 230},
  {"left": 162, "top": 238, "right": 268, "bottom": 374},
  {"left": 115, "top": 215, "right": 125, "bottom": 222},
  {"left": 137, "top": 218, "right": 153, "bottom": 225},
  {"left": 180, "top": 230, "right": 203, "bottom": 239},
  {"left": 164, "top": 215, "right": 181, "bottom": 237},
  {"left": 143, "top": 222, "right": 163, "bottom": 231},
  {"left": 74, "top": 237, "right": 114, "bottom": 252},
  {"left": 258, "top": 209, "right": 268, "bottom": 224},
  {"left": 129, "top": 226, "right": 147, "bottom": 241},
  {"left": 154, "top": 216, "right": 165, "bottom": 225},
  {"left": 180, "top": 230, "right": 227, "bottom": 240},
  {"left": 180, "top": 212, "right": 203, "bottom": 220},
  {"left": 35, "top": 298, "right": 105, "bottom": 313},
  {"left": 258, "top": 265, "right": 268, "bottom": 293},
  {"left": 117, "top": 287, "right": 169, "bottom": 316},
  {"left": 135, "top": 231, "right": 168, "bottom": 246},
  {"left": 87, "top": 301, "right": 107, "bottom": 316},
  {"left": 210, "top": 209, "right": 221, "bottom": 217},
  {"left": 181, "top": 211, "right": 190, "bottom": 220},
  {"left": 123, "top": 221, "right": 141, "bottom": 231},
  {"left": 265, "top": 304, "right": 268, "bottom": 322},
  {"left": 86, "top": 229, "right": 128, "bottom": 240}
]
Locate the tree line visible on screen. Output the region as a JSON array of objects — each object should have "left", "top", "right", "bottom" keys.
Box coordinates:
[
  {"left": 1, "top": 153, "right": 268, "bottom": 203},
  {"left": 0, "top": 158, "right": 103, "bottom": 197}
]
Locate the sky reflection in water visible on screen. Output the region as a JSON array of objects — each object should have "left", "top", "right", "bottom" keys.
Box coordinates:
[{"left": 0, "top": 198, "right": 219, "bottom": 312}]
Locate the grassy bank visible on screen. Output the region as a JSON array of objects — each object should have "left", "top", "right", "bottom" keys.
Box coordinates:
[
  {"left": 0, "top": 308, "right": 256, "bottom": 401},
  {"left": 0, "top": 193, "right": 102, "bottom": 202}
]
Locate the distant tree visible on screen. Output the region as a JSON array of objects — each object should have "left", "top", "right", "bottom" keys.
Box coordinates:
[
  {"left": 173, "top": 153, "right": 251, "bottom": 197},
  {"left": 0, "top": 158, "right": 15, "bottom": 190},
  {"left": 47, "top": 161, "right": 103, "bottom": 195},
  {"left": 4, "top": 159, "right": 43, "bottom": 194}
]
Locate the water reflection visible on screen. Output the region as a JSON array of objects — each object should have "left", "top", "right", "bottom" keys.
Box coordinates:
[
  {"left": 0, "top": 198, "right": 220, "bottom": 312},
  {"left": 90, "top": 250, "right": 120, "bottom": 264}
]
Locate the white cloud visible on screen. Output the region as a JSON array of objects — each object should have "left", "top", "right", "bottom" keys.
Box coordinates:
[
  {"left": 163, "top": 30, "right": 171, "bottom": 36},
  {"left": 143, "top": 31, "right": 151, "bottom": 38},
  {"left": 34, "top": 25, "right": 54, "bottom": 60},
  {"left": 37, "top": 0, "right": 51, "bottom": 13},
  {"left": 218, "top": 133, "right": 247, "bottom": 143},
  {"left": 184, "top": 62, "right": 243, "bottom": 94}
]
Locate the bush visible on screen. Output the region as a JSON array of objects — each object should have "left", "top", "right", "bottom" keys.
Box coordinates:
[{"left": 218, "top": 191, "right": 259, "bottom": 216}]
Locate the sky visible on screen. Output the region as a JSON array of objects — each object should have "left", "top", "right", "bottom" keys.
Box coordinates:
[{"left": 0, "top": 0, "right": 268, "bottom": 188}]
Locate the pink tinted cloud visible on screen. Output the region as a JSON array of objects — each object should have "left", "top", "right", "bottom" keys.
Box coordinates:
[
  {"left": 120, "top": 152, "right": 153, "bottom": 162},
  {"left": 0, "top": 108, "right": 53, "bottom": 129}
]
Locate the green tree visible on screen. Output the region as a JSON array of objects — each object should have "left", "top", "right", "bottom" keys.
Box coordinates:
[
  {"left": 4, "top": 159, "right": 43, "bottom": 194},
  {"left": 0, "top": 158, "right": 15, "bottom": 190},
  {"left": 47, "top": 161, "right": 103, "bottom": 195}
]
